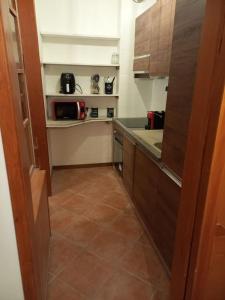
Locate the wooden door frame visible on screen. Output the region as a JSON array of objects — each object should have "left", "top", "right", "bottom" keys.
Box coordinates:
[
  {"left": 0, "top": 1, "right": 40, "bottom": 299},
  {"left": 171, "top": 0, "right": 225, "bottom": 299}
]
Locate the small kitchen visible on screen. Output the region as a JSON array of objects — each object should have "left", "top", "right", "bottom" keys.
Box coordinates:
[
  {"left": 33, "top": 0, "right": 206, "bottom": 298},
  {"left": 2, "top": 0, "right": 222, "bottom": 299}
]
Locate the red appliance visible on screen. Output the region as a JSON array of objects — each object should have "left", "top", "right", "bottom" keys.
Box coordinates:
[{"left": 52, "top": 100, "right": 86, "bottom": 120}]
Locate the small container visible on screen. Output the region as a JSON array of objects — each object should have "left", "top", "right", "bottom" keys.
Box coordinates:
[
  {"left": 107, "top": 108, "right": 114, "bottom": 118},
  {"left": 111, "top": 52, "right": 119, "bottom": 65},
  {"left": 105, "top": 82, "right": 113, "bottom": 94}
]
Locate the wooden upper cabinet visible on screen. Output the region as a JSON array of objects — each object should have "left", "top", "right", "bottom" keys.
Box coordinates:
[
  {"left": 133, "top": 8, "right": 151, "bottom": 72},
  {"left": 161, "top": 0, "right": 207, "bottom": 178},
  {"left": 133, "top": 0, "right": 175, "bottom": 76},
  {"left": 148, "top": 1, "right": 160, "bottom": 75},
  {"left": 157, "top": 0, "right": 176, "bottom": 76}
]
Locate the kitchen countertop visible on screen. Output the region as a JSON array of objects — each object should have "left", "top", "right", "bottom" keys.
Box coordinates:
[
  {"left": 132, "top": 129, "right": 163, "bottom": 159},
  {"left": 113, "top": 118, "right": 163, "bottom": 160},
  {"left": 113, "top": 118, "right": 182, "bottom": 187}
]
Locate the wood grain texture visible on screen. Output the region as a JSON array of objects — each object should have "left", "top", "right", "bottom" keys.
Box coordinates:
[
  {"left": 133, "top": 56, "right": 150, "bottom": 72},
  {"left": 31, "top": 170, "right": 50, "bottom": 300},
  {"left": 170, "top": 1, "right": 225, "bottom": 299},
  {"left": 162, "top": 0, "right": 207, "bottom": 178},
  {"left": 134, "top": 8, "right": 151, "bottom": 57},
  {"left": 133, "top": 147, "right": 180, "bottom": 270},
  {"left": 157, "top": 0, "right": 176, "bottom": 76},
  {"left": 0, "top": 0, "right": 39, "bottom": 298},
  {"left": 17, "top": 0, "right": 52, "bottom": 195}
]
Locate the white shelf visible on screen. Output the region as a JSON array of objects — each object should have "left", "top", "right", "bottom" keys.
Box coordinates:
[
  {"left": 40, "top": 32, "right": 120, "bottom": 41},
  {"left": 46, "top": 117, "right": 113, "bottom": 128},
  {"left": 46, "top": 93, "right": 119, "bottom": 98},
  {"left": 42, "top": 62, "right": 120, "bottom": 68}
]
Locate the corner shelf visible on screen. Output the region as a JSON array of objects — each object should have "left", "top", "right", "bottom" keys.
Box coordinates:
[
  {"left": 46, "top": 93, "right": 119, "bottom": 98},
  {"left": 46, "top": 117, "right": 113, "bottom": 128},
  {"left": 42, "top": 62, "right": 120, "bottom": 68},
  {"left": 40, "top": 32, "right": 120, "bottom": 41}
]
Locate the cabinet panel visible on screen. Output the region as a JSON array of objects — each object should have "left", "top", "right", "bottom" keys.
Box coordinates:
[
  {"left": 133, "top": 147, "right": 180, "bottom": 270},
  {"left": 149, "top": 1, "right": 161, "bottom": 75},
  {"left": 133, "top": 148, "right": 160, "bottom": 235},
  {"left": 154, "top": 171, "right": 180, "bottom": 268},
  {"left": 123, "top": 136, "right": 136, "bottom": 196},
  {"left": 133, "top": 57, "right": 150, "bottom": 72},
  {"left": 134, "top": 9, "right": 151, "bottom": 57},
  {"left": 157, "top": 0, "right": 176, "bottom": 75},
  {"left": 162, "top": 0, "right": 207, "bottom": 177}
]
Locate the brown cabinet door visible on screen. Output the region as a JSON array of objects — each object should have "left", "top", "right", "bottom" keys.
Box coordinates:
[
  {"left": 157, "top": 0, "right": 176, "bottom": 76},
  {"left": 133, "top": 147, "right": 160, "bottom": 236},
  {"left": 154, "top": 171, "right": 180, "bottom": 269},
  {"left": 133, "top": 8, "right": 151, "bottom": 72},
  {"left": 134, "top": 9, "right": 151, "bottom": 57},
  {"left": 133, "top": 147, "right": 180, "bottom": 270},
  {"left": 123, "top": 136, "right": 136, "bottom": 196},
  {"left": 161, "top": 0, "right": 207, "bottom": 178},
  {"left": 149, "top": 1, "right": 161, "bottom": 75}
]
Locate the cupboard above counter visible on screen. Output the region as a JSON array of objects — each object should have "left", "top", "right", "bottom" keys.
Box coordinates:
[{"left": 133, "top": 0, "right": 176, "bottom": 77}]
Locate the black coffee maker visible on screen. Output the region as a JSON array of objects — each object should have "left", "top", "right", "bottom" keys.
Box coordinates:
[{"left": 60, "top": 73, "right": 75, "bottom": 94}]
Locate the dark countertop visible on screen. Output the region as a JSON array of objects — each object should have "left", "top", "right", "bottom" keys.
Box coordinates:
[{"left": 113, "top": 118, "right": 182, "bottom": 187}]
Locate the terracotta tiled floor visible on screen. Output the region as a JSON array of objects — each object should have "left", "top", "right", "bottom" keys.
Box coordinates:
[{"left": 48, "top": 166, "right": 170, "bottom": 300}]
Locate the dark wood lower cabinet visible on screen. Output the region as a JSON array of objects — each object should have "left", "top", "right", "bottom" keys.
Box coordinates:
[{"left": 133, "top": 147, "right": 180, "bottom": 270}]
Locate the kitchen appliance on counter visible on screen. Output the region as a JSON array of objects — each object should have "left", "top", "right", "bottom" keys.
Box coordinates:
[
  {"left": 60, "top": 73, "right": 83, "bottom": 95},
  {"left": 52, "top": 100, "right": 86, "bottom": 120},
  {"left": 113, "top": 129, "right": 123, "bottom": 176},
  {"left": 145, "top": 111, "right": 165, "bottom": 130}
]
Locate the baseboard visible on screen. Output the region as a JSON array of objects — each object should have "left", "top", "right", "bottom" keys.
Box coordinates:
[{"left": 53, "top": 162, "right": 113, "bottom": 170}]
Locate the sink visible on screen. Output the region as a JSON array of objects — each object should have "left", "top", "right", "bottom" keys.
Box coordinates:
[{"left": 154, "top": 142, "right": 162, "bottom": 150}]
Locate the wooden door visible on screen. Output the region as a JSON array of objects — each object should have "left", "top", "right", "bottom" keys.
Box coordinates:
[{"left": 0, "top": 0, "right": 50, "bottom": 299}]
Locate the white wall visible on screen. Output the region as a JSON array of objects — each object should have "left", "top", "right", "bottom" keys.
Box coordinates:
[
  {"left": 35, "top": 0, "right": 168, "bottom": 166},
  {"left": 35, "top": 0, "right": 120, "bottom": 36},
  {"left": 0, "top": 131, "right": 24, "bottom": 300}
]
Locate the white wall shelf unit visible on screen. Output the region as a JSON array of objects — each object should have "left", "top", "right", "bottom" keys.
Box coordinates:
[
  {"left": 46, "top": 93, "right": 119, "bottom": 98},
  {"left": 46, "top": 117, "right": 113, "bottom": 128},
  {"left": 42, "top": 62, "right": 120, "bottom": 68},
  {"left": 40, "top": 32, "right": 120, "bottom": 41}
]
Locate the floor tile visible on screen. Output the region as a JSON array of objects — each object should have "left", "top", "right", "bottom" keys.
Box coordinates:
[
  {"left": 62, "top": 193, "right": 92, "bottom": 215},
  {"left": 102, "top": 191, "right": 130, "bottom": 210},
  {"left": 85, "top": 203, "right": 122, "bottom": 227},
  {"left": 120, "top": 242, "right": 165, "bottom": 285},
  {"left": 49, "top": 233, "right": 83, "bottom": 275},
  {"left": 93, "top": 270, "right": 155, "bottom": 300},
  {"left": 64, "top": 217, "right": 102, "bottom": 248},
  {"left": 56, "top": 251, "right": 114, "bottom": 297},
  {"left": 110, "top": 214, "right": 143, "bottom": 243},
  {"left": 50, "top": 208, "right": 77, "bottom": 234},
  {"left": 48, "top": 166, "right": 169, "bottom": 299},
  {"left": 47, "top": 278, "right": 85, "bottom": 300},
  {"left": 88, "top": 229, "right": 133, "bottom": 262}
]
